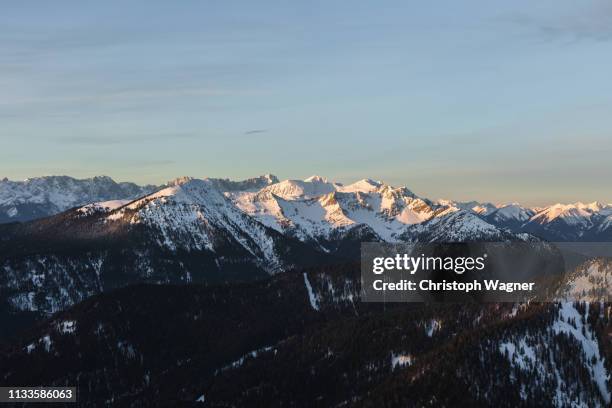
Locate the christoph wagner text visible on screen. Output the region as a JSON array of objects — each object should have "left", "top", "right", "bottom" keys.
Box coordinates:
[
  {"left": 372, "top": 280, "right": 535, "bottom": 293},
  {"left": 372, "top": 254, "right": 487, "bottom": 275}
]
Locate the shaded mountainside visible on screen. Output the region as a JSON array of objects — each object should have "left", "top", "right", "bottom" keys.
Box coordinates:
[{"left": 1, "top": 262, "right": 611, "bottom": 407}]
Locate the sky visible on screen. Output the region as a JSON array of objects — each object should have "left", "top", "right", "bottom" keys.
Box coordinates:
[{"left": 1, "top": 0, "right": 611, "bottom": 206}]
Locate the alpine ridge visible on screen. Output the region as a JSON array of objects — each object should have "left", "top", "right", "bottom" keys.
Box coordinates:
[
  {"left": 0, "top": 175, "right": 159, "bottom": 223},
  {"left": 440, "top": 199, "right": 612, "bottom": 241},
  {"left": 0, "top": 174, "right": 518, "bottom": 318}
]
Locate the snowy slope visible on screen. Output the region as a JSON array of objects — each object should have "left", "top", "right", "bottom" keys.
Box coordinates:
[
  {"left": 227, "top": 176, "right": 499, "bottom": 246},
  {"left": 489, "top": 203, "right": 534, "bottom": 223},
  {"left": 409, "top": 209, "right": 517, "bottom": 242},
  {"left": 436, "top": 200, "right": 497, "bottom": 216},
  {"left": 77, "top": 200, "right": 132, "bottom": 216},
  {"left": 482, "top": 203, "right": 536, "bottom": 230},
  {"left": 497, "top": 302, "right": 611, "bottom": 407},
  {"left": 104, "top": 178, "right": 288, "bottom": 271},
  {"left": 557, "top": 259, "right": 612, "bottom": 302},
  {"left": 529, "top": 202, "right": 604, "bottom": 227}
]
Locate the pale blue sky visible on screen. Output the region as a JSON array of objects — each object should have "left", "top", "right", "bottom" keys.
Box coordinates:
[{"left": 1, "top": 0, "right": 611, "bottom": 205}]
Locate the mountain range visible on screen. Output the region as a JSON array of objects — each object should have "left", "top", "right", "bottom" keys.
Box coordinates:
[
  {"left": 1, "top": 174, "right": 610, "bottom": 317},
  {"left": 1, "top": 174, "right": 611, "bottom": 406},
  {"left": 443, "top": 199, "right": 612, "bottom": 241},
  {"left": 0, "top": 176, "right": 158, "bottom": 223},
  {"left": 2, "top": 174, "right": 610, "bottom": 242},
  {"left": 0, "top": 174, "right": 522, "bottom": 319}
]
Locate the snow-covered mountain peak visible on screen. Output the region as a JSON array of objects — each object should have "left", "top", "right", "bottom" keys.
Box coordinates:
[
  {"left": 574, "top": 201, "right": 605, "bottom": 212},
  {"left": 166, "top": 176, "right": 195, "bottom": 187},
  {"left": 304, "top": 175, "right": 328, "bottom": 183},
  {"left": 205, "top": 174, "right": 279, "bottom": 192},
  {"left": 103, "top": 178, "right": 285, "bottom": 269},
  {"left": 472, "top": 203, "right": 497, "bottom": 215},
  {"left": 128, "top": 178, "right": 220, "bottom": 208},
  {"left": 499, "top": 202, "right": 521, "bottom": 208},
  {"left": 77, "top": 199, "right": 132, "bottom": 216},
  {"left": 435, "top": 200, "right": 497, "bottom": 216},
  {"left": 340, "top": 178, "right": 383, "bottom": 193},
  {"left": 225, "top": 176, "right": 507, "bottom": 245},
  {"left": 0, "top": 175, "right": 158, "bottom": 223},
  {"left": 490, "top": 203, "right": 535, "bottom": 223},
  {"left": 520, "top": 202, "right": 612, "bottom": 240},
  {"left": 260, "top": 178, "right": 338, "bottom": 200},
  {"left": 414, "top": 209, "right": 514, "bottom": 242},
  {"left": 262, "top": 174, "right": 279, "bottom": 184},
  {"left": 234, "top": 176, "right": 418, "bottom": 203},
  {"left": 529, "top": 202, "right": 599, "bottom": 226}
]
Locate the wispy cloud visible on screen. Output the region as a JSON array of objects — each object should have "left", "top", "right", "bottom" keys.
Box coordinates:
[
  {"left": 244, "top": 129, "right": 268, "bottom": 135},
  {"left": 500, "top": 2, "right": 612, "bottom": 43},
  {"left": 126, "top": 159, "right": 176, "bottom": 167},
  {"left": 1, "top": 87, "right": 268, "bottom": 108},
  {"left": 57, "top": 132, "right": 198, "bottom": 145}
]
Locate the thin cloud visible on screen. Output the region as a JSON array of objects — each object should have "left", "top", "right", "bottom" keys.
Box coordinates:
[
  {"left": 58, "top": 132, "right": 198, "bottom": 145},
  {"left": 127, "top": 159, "right": 176, "bottom": 167},
  {"left": 500, "top": 2, "right": 612, "bottom": 43},
  {"left": 244, "top": 129, "right": 268, "bottom": 135},
  {"left": 1, "top": 87, "right": 267, "bottom": 107}
]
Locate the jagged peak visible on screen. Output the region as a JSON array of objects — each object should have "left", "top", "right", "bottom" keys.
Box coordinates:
[
  {"left": 340, "top": 178, "right": 384, "bottom": 193},
  {"left": 356, "top": 178, "right": 382, "bottom": 187},
  {"left": 304, "top": 175, "right": 328, "bottom": 183},
  {"left": 261, "top": 173, "right": 279, "bottom": 184},
  {"left": 385, "top": 185, "right": 416, "bottom": 197},
  {"left": 90, "top": 175, "right": 115, "bottom": 183},
  {"left": 126, "top": 178, "right": 221, "bottom": 211},
  {"left": 166, "top": 176, "right": 195, "bottom": 187},
  {"left": 319, "top": 191, "right": 339, "bottom": 206},
  {"left": 575, "top": 201, "right": 605, "bottom": 211},
  {"left": 497, "top": 202, "right": 523, "bottom": 208},
  {"left": 543, "top": 201, "right": 605, "bottom": 211}
]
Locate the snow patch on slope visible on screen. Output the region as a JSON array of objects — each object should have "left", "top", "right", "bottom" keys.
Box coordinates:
[
  {"left": 553, "top": 302, "right": 610, "bottom": 404},
  {"left": 303, "top": 273, "right": 320, "bottom": 311}
]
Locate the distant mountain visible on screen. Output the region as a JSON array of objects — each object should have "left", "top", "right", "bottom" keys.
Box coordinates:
[
  {"left": 521, "top": 202, "right": 612, "bottom": 241},
  {"left": 436, "top": 199, "right": 498, "bottom": 216},
  {"left": 482, "top": 203, "right": 536, "bottom": 230},
  {"left": 207, "top": 173, "right": 279, "bottom": 192},
  {"left": 440, "top": 199, "right": 612, "bottom": 241},
  {"left": 0, "top": 176, "right": 159, "bottom": 223}
]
